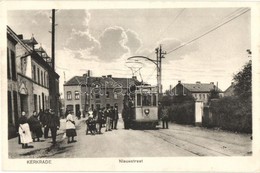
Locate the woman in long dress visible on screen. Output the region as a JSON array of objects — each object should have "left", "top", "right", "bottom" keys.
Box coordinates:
[
  {"left": 18, "top": 111, "right": 33, "bottom": 149},
  {"left": 66, "top": 111, "right": 77, "bottom": 143},
  {"left": 28, "top": 111, "right": 43, "bottom": 142}
]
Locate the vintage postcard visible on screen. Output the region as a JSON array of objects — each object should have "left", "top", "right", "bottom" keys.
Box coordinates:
[{"left": 1, "top": 0, "right": 260, "bottom": 172}]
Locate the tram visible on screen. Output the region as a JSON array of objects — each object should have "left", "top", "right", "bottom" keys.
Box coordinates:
[{"left": 122, "top": 85, "right": 159, "bottom": 129}]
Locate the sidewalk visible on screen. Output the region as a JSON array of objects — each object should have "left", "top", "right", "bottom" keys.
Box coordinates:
[{"left": 8, "top": 117, "right": 85, "bottom": 158}]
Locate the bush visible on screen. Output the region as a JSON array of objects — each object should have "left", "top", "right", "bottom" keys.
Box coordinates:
[
  {"left": 209, "top": 96, "right": 252, "bottom": 133},
  {"left": 168, "top": 102, "right": 195, "bottom": 125}
]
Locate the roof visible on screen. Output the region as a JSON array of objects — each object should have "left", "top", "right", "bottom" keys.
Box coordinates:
[
  {"left": 64, "top": 76, "right": 141, "bottom": 88},
  {"left": 22, "top": 37, "right": 38, "bottom": 45},
  {"left": 224, "top": 83, "right": 235, "bottom": 95},
  {"left": 177, "top": 82, "right": 223, "bottom": 93}
]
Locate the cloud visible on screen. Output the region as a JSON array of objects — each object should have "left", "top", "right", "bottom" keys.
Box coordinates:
[
  {"left": 92, "top": 26, "right": 129, "bottom": 62},
  {"left": 65, "top": 29, "right": 100, "bottom": 51},
  {"left": 125, "top": 30, "right": 142, "bottom": 54}
]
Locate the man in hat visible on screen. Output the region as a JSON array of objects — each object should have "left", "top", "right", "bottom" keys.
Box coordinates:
[{"left": 45, "top": 109, "right": 60, "bottom": 144}]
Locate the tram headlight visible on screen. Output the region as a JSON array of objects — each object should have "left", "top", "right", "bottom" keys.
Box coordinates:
[{"left": 144, "top": 109, "right": 150, "bottom": 115}]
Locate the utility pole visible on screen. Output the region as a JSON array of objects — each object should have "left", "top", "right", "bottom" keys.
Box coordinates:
[
  {"left": 51, "top": 9, "right": 55, "bottom": 71},
  {"left": 156, "top": 44, "right": 166, "bottom": 95},
  {"left": 84, "top": 70, "right": 91, "bottom": 116}
]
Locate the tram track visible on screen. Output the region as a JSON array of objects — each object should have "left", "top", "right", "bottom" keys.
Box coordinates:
[
  {"left": 143, "top": 130, "right": 231, "bottom": 156},
  {"left": 167, "top": 127, "right": 250, "bottom": 147}
]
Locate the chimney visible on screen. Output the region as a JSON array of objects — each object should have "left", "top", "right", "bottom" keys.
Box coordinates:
[
  {"left": 132, "top": 76, "right": 137, "bottom": 80},
  {"left": 231, "top": 82, "right": 234, "bottom": 85},
  {"left": 210, "top": 82, "right": 214, "bottom": 85},
  {"left": 107, "top": 75, "right": 112, "bottom": 78},
  {"left": 102, "top": 75, "right": 106, "bottom": 78},
  {"left": 178, "top": 80, "right": 181, "bottom": 84},
  {"left": 196, "top": 81, "right": 201, "bottom": 84}
]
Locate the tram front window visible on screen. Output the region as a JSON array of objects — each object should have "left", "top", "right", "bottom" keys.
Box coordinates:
[
  {"left": 152, "top": 93, "right": 157, "bottom": 106},
  {"left": 142, "top": 94, "right": 152, "bottom": 106}
]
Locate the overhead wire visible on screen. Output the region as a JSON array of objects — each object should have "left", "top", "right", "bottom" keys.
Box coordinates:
[
  {"left": 144, "top": 8, "right": 186, "bottom": 59},
  {"left": 166, "top": 8, "right": 250, "bottom": 55}
]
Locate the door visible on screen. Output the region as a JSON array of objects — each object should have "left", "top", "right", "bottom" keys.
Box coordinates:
[
  {"left": 20, "top": 94, "right": 28, "bottom": 113},
  {"left": 75, "top": 104, "right": 80, "bottom": 116}
]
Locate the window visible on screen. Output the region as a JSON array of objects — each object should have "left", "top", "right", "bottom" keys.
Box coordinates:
[
  {"left": 11, "top": 50, "right": 16, "bottom": 81},
  {"left": 75, "top": 91, "right": 80, "bottom": 100},
  {"left": 106, "top": 91, "right": 110, "bottom": 98},
  {"left": 66, "top": 105, "right": 73, "bottom": 112},
  {"left": 34, "top": 94, "right": 37, "bottom": 112},
  {"left": 46, "top": 75, "right": 49, "bottom": 87},
  {"left": 7, "top": 48, "right": 11, "bottom": 79},
  {"left": 67, "top": 91, "right": 72, "bottom": 100},
  {"left": 137, "top": 94, "right": 141, "bottom": 106},
  {"left": 43, "top": 72, "right": 46, "bottom": 86},
  {"left": 41, "top": 71, "right": 43, "bottom": 85},
  {"left": 96, "top": 93, "right": 100, "bottom": 99},
  {"left": 114, "top": 93, "right": 118, "bottom": 99},
  {"left": 142, "top": 94, "right": 152, "bottom": 106},
  {"left": 13, "top": 91, "right": 18, "bottom": 126},
  {"left": 8, "top": 91, "right": 12, "bottom": 124},
  {"left": 37, "top": 68, "right": 40, "bottom": 84},
  {"left": 33, "top": 65, "right": 36, "bottom": 81},
  {"left": 152, "top": 94, "right": 157, "bottom": 106}
]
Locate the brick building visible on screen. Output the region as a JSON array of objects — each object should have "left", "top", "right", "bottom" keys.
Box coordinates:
[
  {"left": 64, "top": 74, "right": 141, "bottom": 115},
  {"left": 171, "top": 81, "right": 224, "bottom": 104}
]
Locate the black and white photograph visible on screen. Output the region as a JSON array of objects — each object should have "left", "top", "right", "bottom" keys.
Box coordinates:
[{"left": 1, "top": 1, "right": 260, "bottom": 172}]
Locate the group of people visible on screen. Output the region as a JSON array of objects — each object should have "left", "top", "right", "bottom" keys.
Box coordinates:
[
  {"left": 18, "top": 109, "right": 60, "bottom": 149},
  {"left": 85, "top": 106, "right": 119, "bottom": 135}
]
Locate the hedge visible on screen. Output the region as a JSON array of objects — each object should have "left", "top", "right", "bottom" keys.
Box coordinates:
[
  {"left": 168, "top": 102, "right": 195, "bottom": 125},
  {"left": 209, "top": 96, "right": 252, "bottom": 133}
]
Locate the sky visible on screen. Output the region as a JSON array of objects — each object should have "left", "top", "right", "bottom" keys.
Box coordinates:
[{"left": 7, "top": 8, "right": 251, "bottom": 97}]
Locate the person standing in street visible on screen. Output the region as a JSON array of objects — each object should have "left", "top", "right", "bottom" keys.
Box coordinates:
[
  {"left": 161, "top": 105, "right": 169, "bottom": 129},
  {"left": 45, "top": 109, "right": 60, "bottom": 144},
  {"left": 96, "top": 108, "right": 103, "bottom": 134},
  {"left": 110, "top": 106, "right": 115, "bottom": 129},
  {"left": 42, "top": 109, "right": 50, "bottom": 139},
  {"left": 66, "top": 111, "right": 77, "bottom": 143},
  {"left": 105, "top": 107, "right": 112, "bottom": 132},
  {"left": 18, "top": 111, "right": 33, "bottom": 149},
  {"left": 113, "top": 106, "right": 119, "bottom": 130},
  {"left": 28, "top": 111, "right": 43, "bottom": 142}
]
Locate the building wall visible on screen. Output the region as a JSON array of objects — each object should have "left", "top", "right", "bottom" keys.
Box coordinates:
[
  {"left": 64, "top": 85, "right": 82, "bottom": 114},
  {"left": 7, "top": 37, "right": 19, "bottom": 128},
  {"left": 15, "top": 38, "right": 50, "bottom": 117},
  {"left": 17, "top": 74, "right": 34, "bottom": 117},
  {"left": 64, "top": 84, "right": 126, "bottom": 115},
  {"left": 192, "top": 93, "right": 210, "bottom": 103},
  {"left": 172, "top": 83, "right": 191, "bottom": 96}
]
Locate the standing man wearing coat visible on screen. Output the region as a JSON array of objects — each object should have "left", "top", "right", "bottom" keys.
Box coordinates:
[
  {"left": 113, "top": 106, "right": 119, "bottom": 130},
  {"left": 46, "top": 109, "right": 60, "bottom": 144},
  {"left": 42, "top": 109, "right": 50, "bottom": 139}
]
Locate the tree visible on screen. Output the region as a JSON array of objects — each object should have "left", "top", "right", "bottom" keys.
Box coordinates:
[
  {"left": 233, "top": 60, "right": 252, "bottom": 99},
  {"left": 209, "top": 88, "right": 220, "bottom": 100}
]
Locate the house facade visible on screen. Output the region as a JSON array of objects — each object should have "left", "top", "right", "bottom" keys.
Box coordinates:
[
  {"left": 7, "top": 26, "right": 60, "bottom": 138},
  {"left": 7, "top": 29, "right": 19, "bottom": 134},
  {"left": 171, "top": 81, "right": 224, "bottom": 104},
  {"left": 64, "top": 74, "right": 140, "bottom": 115}
]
